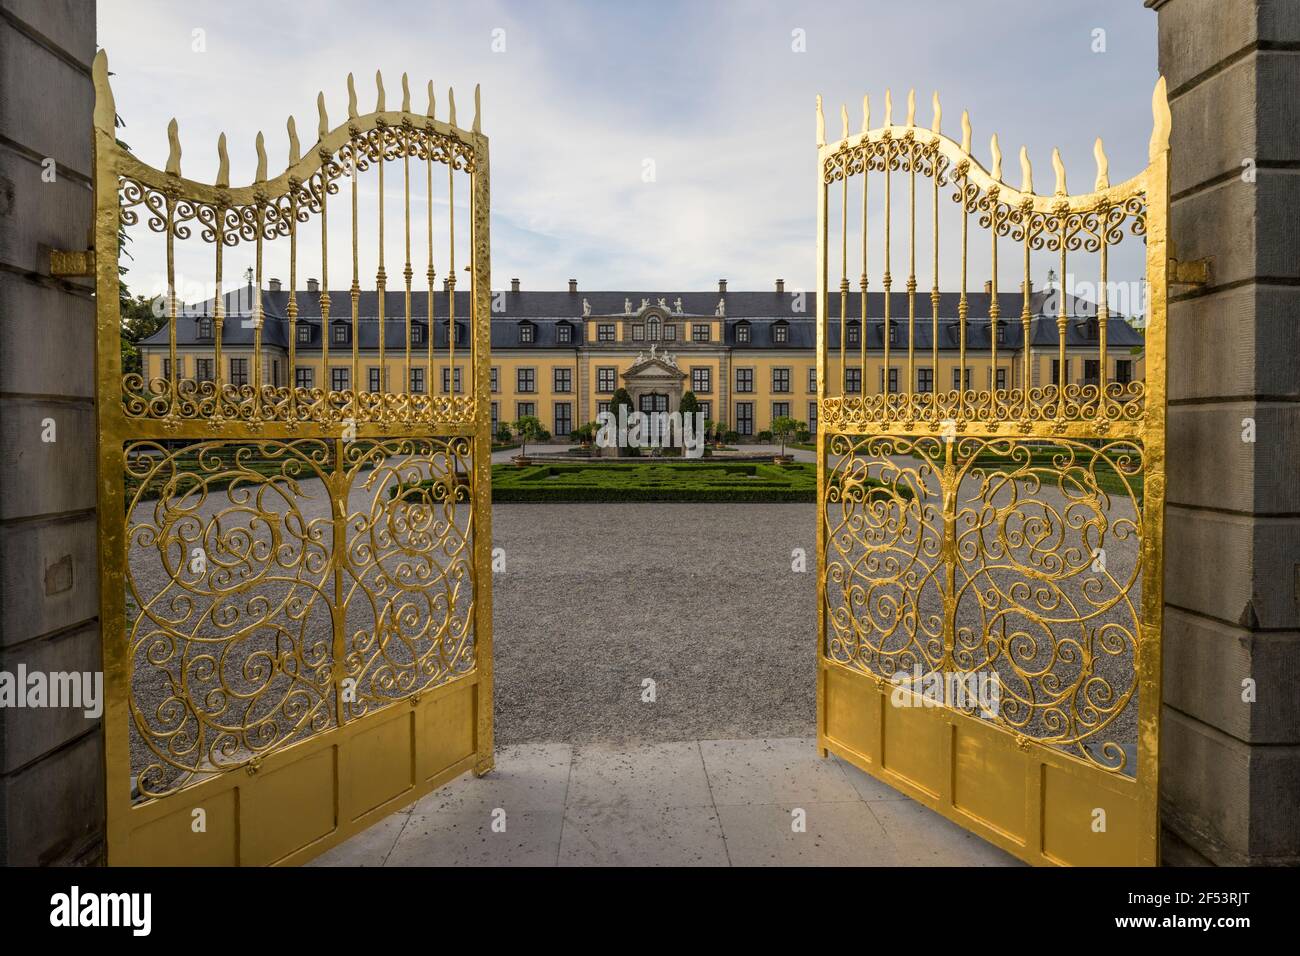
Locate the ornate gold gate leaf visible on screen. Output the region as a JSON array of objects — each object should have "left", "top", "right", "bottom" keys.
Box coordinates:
[
  {"left": 815, "top": 82, "right": 1169, "bottom": 866},
  {"left": 93, "top": 53, "right": 494, "bottom": 865}
]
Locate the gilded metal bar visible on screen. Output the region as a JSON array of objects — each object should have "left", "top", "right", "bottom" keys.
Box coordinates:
[
  {"left": 165, "top": 195, "right": 177, "bottom": 408},
  {"left": 859, "top": 141, "right": 868, "bottom": 396},
  {"left": 1057, "top": 213, "right": 1068, "bottom": 417},
  {"left": 931, "top": 144, "right": 939, "bottom": 408},
  {"left": 288, "top": 174, "right": 298, "bottom": 418},
  {"left": 989, "top": 216, "right": 998, "bottom": 408},
  {"left": 377, "top": 132, "right": 387, "bottom": 393},
  {"left": 426, "top": 131, "right": 435, "bottom": 394},
  {"left": 213, "top": 212, "right": 225, "bottom": 391},
  {"left": 350, "top": 148, "right": 360, "bottom": 395},
  {"left": 1098, "top": 214, "right": 1110, "bottom": 417},
  {"left": 447, "top": 157, "right": 456, "bottom": 395},
  {"left": 907, "top": 139, "right": 916, "bottom": 402},
  {"left": 253, "top": 198, "right": 265, "bottom": 417},
  {"left": 882, "top": 142, "right": 892, "bottom": 396},
  {"left": 840, "top": 152, "right": 849, "bottom": 395},
  {"left": 320, "top": 158, "right": 331, "bottom": 385},
  {"left": 1021, "top": 209, "right": 1032, "bottom": 418},
  {"left": 404, "top": 125, "right": 413, "bottom": 395}
]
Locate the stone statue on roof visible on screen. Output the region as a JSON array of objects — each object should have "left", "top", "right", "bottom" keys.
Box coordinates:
[
  {"left": 625, "top": 298, "right": 632, "bottom": 314},
  {"left": 674, "top": 297, "right": 683, "bottom": 315},
  {"left": 715, "top": 298, "right": 726, "bottom": 317},
  {"left": 640, "top": 298, "right": 649, "bottom": 311},
  {"left": 582, "top": 298, "right": 591, "bottom": 317},
  {"left": 657, "top": 297, "right": 667, "bottom": 308}
]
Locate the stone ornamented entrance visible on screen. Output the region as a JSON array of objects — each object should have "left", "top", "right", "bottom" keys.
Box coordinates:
[
  {"left": 623, "top": 348, "right": 687, "bottom": 413},
  {"left": 92, "top": 54, "right": 495, "bottom": 865},
  {"left": 814, "top": 81, "right": 1171, "bottom": 865}
]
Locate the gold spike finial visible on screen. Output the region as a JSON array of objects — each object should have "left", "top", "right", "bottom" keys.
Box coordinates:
[
  {"left": 1052, "top": 147, "right": 1066, "bottom": 195},
  {"left": 931, "top": 91, "right": 941, "bottom": 133},
  {"left": 165, "top": 118, "right": 181, "bottom": 177},
  {"left": 840, "top": 103, "right": 849, "bottom": 141},
  {"left": 906, "top": 88, "right": 916, "bottom": 126},
  {"left": 317, "top": 92, "right": 328, "bottom": 137},
  {"left": 1093, "top": 137, "right": 1109, "bottom": 191},
  {"left": 287, "top": 116, "right": 301, "bottom": 165},
  {"left": 861, "top": 94, "right": 870, "bottom": 135},
  {"left": 375, "top": 70, "right": 386, "bottom": 111},
  {"left": 990, "top": 133, "right": 1002, "bottom": 180},
  {"left": 347, "top": 73, "right": 358, "bottom": 119},
  {"left": 448, "top": 87, "right": 457, "bottom": 127},
  {"left": 92, "top": 50, "right": 115, "bottom": 134},
  {"left": 1019, "top": 145, "right": 1033, "bottom": 193},
  {"left": 815, "top": 95, "right": 825, "bottom": 145},
  {"left": 216, "top": 133, "right": 229, "bottom": 188},
  {"left": 1149, "top": 75, "right": 1171, "bottom": 161},
  {"left": 401, "top": 73, "right": 411, "bottom": 113},
  {"left": 884, "top": 89, "right": 893, "bottom": 127},
  {"left": 255, "top": 131, "right": 267, "bottom": 182},
  {"left": 472, "top": 84, "right": 482, "bottom": 134},
  {"left": 960, "top": 110, "right": 971, "bottom": 154},
  {"left": 426, "top": 81, "right": 436, "bottom": 118}
]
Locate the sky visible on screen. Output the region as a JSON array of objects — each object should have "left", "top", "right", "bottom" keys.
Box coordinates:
[{"left": 97, "top": 0, "right": 1159, "bottom": 301}]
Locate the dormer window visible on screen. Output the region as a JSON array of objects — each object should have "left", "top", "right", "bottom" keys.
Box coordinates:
[
  {"left": 888, "top": 323, "right": 899, "bottom": 346},
  {"left": 297, "top": 323, "right": 311, "bottom": 344},
  {"left": 519, "top": 321, "right": 535, "bottom": 344},
  {"left": 773, "top": 321, "right": 789, "bottom": 344},
  {"left": 557, "top": 322, "right": 572, "bottom": 344},
  {"left": 411, "top": 323, "right": 424, "bottom": 345},
  {"left": 736, "top": 322, "right": 750, "bottom": 344},
  {"left": 846, "top": 322, "right": 859, "bottom": 346},
  {"left": 198, "top": 317, "right": 213, "bottom": 338},
  {"left": 332, "top": 323, "right": 348, "bottom": 344},
  {"left": 995, "top": 320, "right": 1006, "bottom": 345}
]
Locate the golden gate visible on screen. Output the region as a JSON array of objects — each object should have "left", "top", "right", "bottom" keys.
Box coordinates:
[
  {"left": 815, "top": 81, "right": 1170, "bottom": 865},
  {"left": 92, "top": 52, "right": 494, "bottom": 865}
]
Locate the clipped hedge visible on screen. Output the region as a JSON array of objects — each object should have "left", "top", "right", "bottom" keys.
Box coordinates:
[{"left": 491, "top": 460, "right": 817, "bottom": 502}]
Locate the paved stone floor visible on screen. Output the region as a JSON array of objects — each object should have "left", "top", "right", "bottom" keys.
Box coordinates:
[{"left": 312, "top": 737, "right": 1021, "bottom": 867}]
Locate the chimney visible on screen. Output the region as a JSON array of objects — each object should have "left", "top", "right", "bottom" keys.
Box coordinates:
[
  {"left": 775, "top": 278, "right": 785, "bottom": 293},
  {"left": 984, "top": 280, "right": 993, "bottom": 295},
  {"left": 307, "top": 278, "right": 319, "bottom": 294},
  {"left": 568, "top": 279, "right": 578, "bottom": 293},
  {"left": 444, "top": 277, "right": 451, "bottom": 291},
  {"left": 511, "top": 278, "right": 520, "bottom": 293},
  {"left": 1020, "top": 279, "right": 1033, "bottom": 293},
  {"left": 718, "top": 278, "right": 727, "bottom": 294},
  {"left": 268, "top": 277, "right": 282, "bottom": 292}
]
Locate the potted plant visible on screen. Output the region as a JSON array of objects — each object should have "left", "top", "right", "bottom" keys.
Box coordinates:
[
  {"left": 770, "top": 415, "right": 804, "bottom": 464},
  {"left": 510, "top": 415, "right": 545, "bottom": 465}
]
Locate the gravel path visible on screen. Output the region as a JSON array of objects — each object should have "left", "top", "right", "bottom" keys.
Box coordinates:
[{"left": 491, "top": 502, "right": 818, "bottom": 746}]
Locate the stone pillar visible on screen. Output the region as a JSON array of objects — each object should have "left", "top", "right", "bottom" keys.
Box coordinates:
[
  {"left": 1147, "top": 0, "right": 1300, "bottom": 866},
  {"left": 0, "top": 0, "right": 102, "bottom": 865}
]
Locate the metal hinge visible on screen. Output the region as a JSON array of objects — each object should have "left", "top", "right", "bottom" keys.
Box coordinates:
[
  {"left": 1168, "top": 256, "right": 1210, "bottom": 287},
  {"left": 49, "top": 248, "right": 95, "bottom": 277}
]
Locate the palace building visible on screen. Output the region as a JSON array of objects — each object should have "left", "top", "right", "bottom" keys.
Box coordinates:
[{"left": 140, "top": 277, "right": 1145, "bottom": 438}]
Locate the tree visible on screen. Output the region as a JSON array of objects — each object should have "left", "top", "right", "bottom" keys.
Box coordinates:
[
  {"left": 679, "top": 390, "right": 699, "bottom": 417},
  {"left": 609, "top": 388, "right": 635, "bottom": 455},
  {"left": 770, "top": 415, "right": 805, "bottom": 456},
  {"left": 511, "top": 415, "right": 546, "bottom": 456},
  {"left": 119, "top": 287, "right": 164, "bottom": 378}
]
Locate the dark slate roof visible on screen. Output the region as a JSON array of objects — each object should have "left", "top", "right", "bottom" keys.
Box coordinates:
[{"left": 141, "top": 286, "right": 1142, "bottom": 351}]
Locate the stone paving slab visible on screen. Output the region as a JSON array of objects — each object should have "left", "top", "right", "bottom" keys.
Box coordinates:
[{"left": 313, "top": 738, "right": 1023, "bottom": 867}]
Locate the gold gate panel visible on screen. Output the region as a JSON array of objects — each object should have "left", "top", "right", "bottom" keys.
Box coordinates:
[
  {"left": 93, "top": 53, "right": 495, "bottom": 865},
  {"left": 814, "top": 83, "right": 1169, "bottom": 866}
]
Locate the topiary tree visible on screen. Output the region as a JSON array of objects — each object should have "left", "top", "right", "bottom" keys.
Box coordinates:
[
  {"left": 495, "top": 422, "right": 513, "bottom": 444},
  {"left": 679, "top": 390, "right": 699, "bottom": 417},
  {"left": 771, "top": 415, "right": 805, "bottom": 456},
  {"left": 610, "top": 388, "right": 635, "bottom": 455},
  {"left": 511, "top": 415, "right": 546, "bottom": 457}
]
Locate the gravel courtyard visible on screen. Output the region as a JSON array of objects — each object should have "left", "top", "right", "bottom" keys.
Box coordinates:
[{"left": 491, "top": 502, "right": 819, "bottom": 746}]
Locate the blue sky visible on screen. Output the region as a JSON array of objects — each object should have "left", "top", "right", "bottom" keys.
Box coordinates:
[{"left": 98, "top": 0, "right": 1158, "bottom": 297}]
